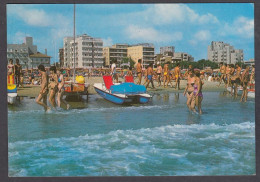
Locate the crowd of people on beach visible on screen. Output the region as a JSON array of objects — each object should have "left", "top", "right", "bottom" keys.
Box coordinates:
[{"left": 7, "top": 57, "right": 255, "bottom": 113}]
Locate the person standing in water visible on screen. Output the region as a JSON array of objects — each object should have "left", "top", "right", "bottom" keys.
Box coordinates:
[
  {"left": 57, "top": 69, "right": 70, "bottom": 109},
  {"left": 250, "top": 65, "right": 255, "bottom": 84},
  {"left": 174, "top": 63, "right": 181, "bottom": 90},
  {"left": 136, "top": 59, "right": 142, "bottom": 85},
  {"left": 36, "top": 64, "right": 50, "bottom": 111},
  {"left": 192, "top": 70, "right": 203, "bottom": 114},
  {"left": 240, "top": 65, "right": 250, "bottom": 102},
  {"left": 156, "top": 62, "right": 162, "bottom": 87},
  {"left": 218, "top": 62, "right": 226, "bottom": 86},
  {"left": 49, "top": 66, "right": 58, "bottom": 109},
  {"left": 183, "top": 69, "right": 195, "bottom": 112},
  {"left": 225, "top": 64, "right": 231, "bottom": 88},
  {"left": 146, "top": 63, "right": 155, "bottom": 89},
  {"left": 229, "top": 64, "right": 235, "bottom": 96},
  {"left": 233, "top": 63, "right": 242, "bottom": 98}
]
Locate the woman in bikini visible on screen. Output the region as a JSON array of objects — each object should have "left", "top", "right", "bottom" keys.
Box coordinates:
[
  {"left": 57, "top": 69, "right": 70, "bottom": 109},
  {"left": 240, "top": 65, "right": 250, "bottom": 102},
  {"left": 183, "top": 69, "right": 195, "bottom": 111},
  {"left": 49, "top": 66, "right": 58, "bottom": 109},
  {"left": 192, "top": 70, "right": 203, "bottom": 114}
]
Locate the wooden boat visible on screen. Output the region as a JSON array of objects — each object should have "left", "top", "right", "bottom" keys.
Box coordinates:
[{"left": 94, "top": 75, "right": 151, "bottom": 104}]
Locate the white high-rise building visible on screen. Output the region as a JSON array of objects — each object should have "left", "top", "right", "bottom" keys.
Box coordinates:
[
  {"left": 63, "top": 34, "right": 104, "bottom": 68},
  {"left": 208, "top": 41, "right": 243, "bottom": 64},
  {"left": 160, "top": 46, "right": 175, "bottom": 56}
]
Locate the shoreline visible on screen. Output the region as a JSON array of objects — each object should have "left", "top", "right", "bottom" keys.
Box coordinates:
[{"left": 16, "top": 77, "right": 226, "bottom": 98}]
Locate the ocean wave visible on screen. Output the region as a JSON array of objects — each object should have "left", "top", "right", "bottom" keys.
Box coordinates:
[
  {"left": 8, "top": 104, "right": 174, "bottom": 115},
  {"left": 8, "top": 121, "right": 255, "bottom": 176}
]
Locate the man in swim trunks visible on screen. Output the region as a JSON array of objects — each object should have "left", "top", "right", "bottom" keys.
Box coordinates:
[
  {"left": 136, "top": 59, "right": 142, "bottom": 85},
  {"left": 233, "top": 63, "right": 241, "bottom": 98},
  {"left": 218, "top": 62, "right": 226, "bottom": 86},
  {"left": 174, "top": 63, "right": 181, "bottom": 90},
  {"left": 146, "top": 63, "right": 155, "bottom": 89},
  {"left": 14, "top": 59, "right": 22, "bottom": 87},
  {"left": 225, "top": 64, "right": 231, "bottom": 88},
  {"left": 163, "top": 62, "right": 173, "bottom": 88},
  {"left": 36, "top": 64, "right": 50, "bottom": 111},
  {"left": 156, "top": 62, "right": 162, "bottom": 87},
  {"left": 240, "top": 65, "right": 250, "bottom": 102}
]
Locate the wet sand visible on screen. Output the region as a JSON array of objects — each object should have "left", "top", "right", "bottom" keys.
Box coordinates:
[{"left": 17, "top": 77, "right": 226, "bottom": 97}]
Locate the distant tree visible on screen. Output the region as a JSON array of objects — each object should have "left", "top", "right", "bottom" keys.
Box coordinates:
[{"left": 122, "top": 57, "right": 135, "bottom": 68}]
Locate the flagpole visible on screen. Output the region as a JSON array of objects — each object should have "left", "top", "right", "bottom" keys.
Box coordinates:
[{"left": 73, "top": 4, "right": 76, "bottom": 82}]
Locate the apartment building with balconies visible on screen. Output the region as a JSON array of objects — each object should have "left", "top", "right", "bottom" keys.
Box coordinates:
[
  {"left": 7, "top": 37, "right": 50, "bottom": 69},
  {"left": 103, "top": 44, "right": 128, "bottom": 66},
  {"left": 127, "top": 43, "right": 155, "bottom": 67},
  {"left": 63, "top": 34, "right": 104, "bottom": 68},
  {"left": 208, "top": 41, "right": 244, "bottom": 64}
]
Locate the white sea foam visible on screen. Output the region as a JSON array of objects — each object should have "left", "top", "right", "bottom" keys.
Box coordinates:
[{"left": 9, "top": 121, "right": 255, "bottom": 176}]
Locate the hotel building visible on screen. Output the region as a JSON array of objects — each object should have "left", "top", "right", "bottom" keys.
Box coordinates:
[
  {"left": 208, "top": 41, "right": 244, "bottom": 64},
  {"left": 63, "top": 34, "right": 104, "bottom": 68},
  {"left": 7, "top": 37, "right": 51, "bottom": 69},
  {"left": 103, "top": 44, "right": 128, "bottom": 66},
  {"left": 127, "top": 43, "right": 155, "bottom": 67}
]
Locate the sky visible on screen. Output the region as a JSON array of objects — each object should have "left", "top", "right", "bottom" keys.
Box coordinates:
[{"left": 7, "top": 3, "right": 254, "bottom": 63}]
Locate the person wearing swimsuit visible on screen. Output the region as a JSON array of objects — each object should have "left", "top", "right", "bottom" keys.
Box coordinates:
[
  {"left": 163, "top": 62, "right": 173, "bottom": 88},
  {"left": 233, "top": 63, "right": 241, "bottom": 98},
  {"left": 225, "top": 64, "right": 231, "bottom": 88},
  {"left": 240, "top": 66, "right": 250, "bottom": 102},
  {"left": 49, "top": 66, "right": 58, "bottom": 109},
  {"left": 7, "top": 59, "right": 15, "bottom": 76},
  {"left": 174, "top": 63, "right": 181, "bottom": 90},
  {"left": 218, "top": 62, "right": 226, "bottom": 87},
  {"left": 183, "top": 69, "right": 195, "bottom": 111},
  {"left": 36, "top": 64, "right": 50, "bottom": 111},
  {"left": 192, "top": 70, "right": 203, "bottom": 114},
  {"left": 57, "top": 69, "right": 70, "bottom": 109},
  {"left": 146, "top": 63, "right": 155, "bottom": 89},
  {"left": 156, "top": 62, "right": 162, "bottom": 87},
  {"left": 229, "top": 64, "right": 235, "bottom": 96},
  {"left": 136, "top": 59, "right": 142, "bottom": 85},
  {"left": 250, "top": 65, "right": 255, "bottom": 84}
]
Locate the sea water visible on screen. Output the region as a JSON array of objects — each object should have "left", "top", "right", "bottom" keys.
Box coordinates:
[{"left": 8, "top": 92, "right": 255, "bottom": 176}]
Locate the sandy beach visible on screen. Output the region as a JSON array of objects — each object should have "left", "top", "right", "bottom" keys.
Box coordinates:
[{"left": 17, "top": 77, "right": 226, "bottom": 97}]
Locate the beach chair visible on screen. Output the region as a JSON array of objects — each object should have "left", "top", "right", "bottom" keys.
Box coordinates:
[
  {"left": 125, "top": 75, "right": 134, "bottom": 83},
  {"left": 103, "top": 75, "right": 114, "bottom": 90}
]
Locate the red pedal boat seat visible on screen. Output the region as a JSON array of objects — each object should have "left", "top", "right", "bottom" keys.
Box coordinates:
[
  {"left": 103, "top": 75, "right": 114, "bottom": 90},
  {"left": 125, "top": 75, "right": 134, "bottom": 83}
]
